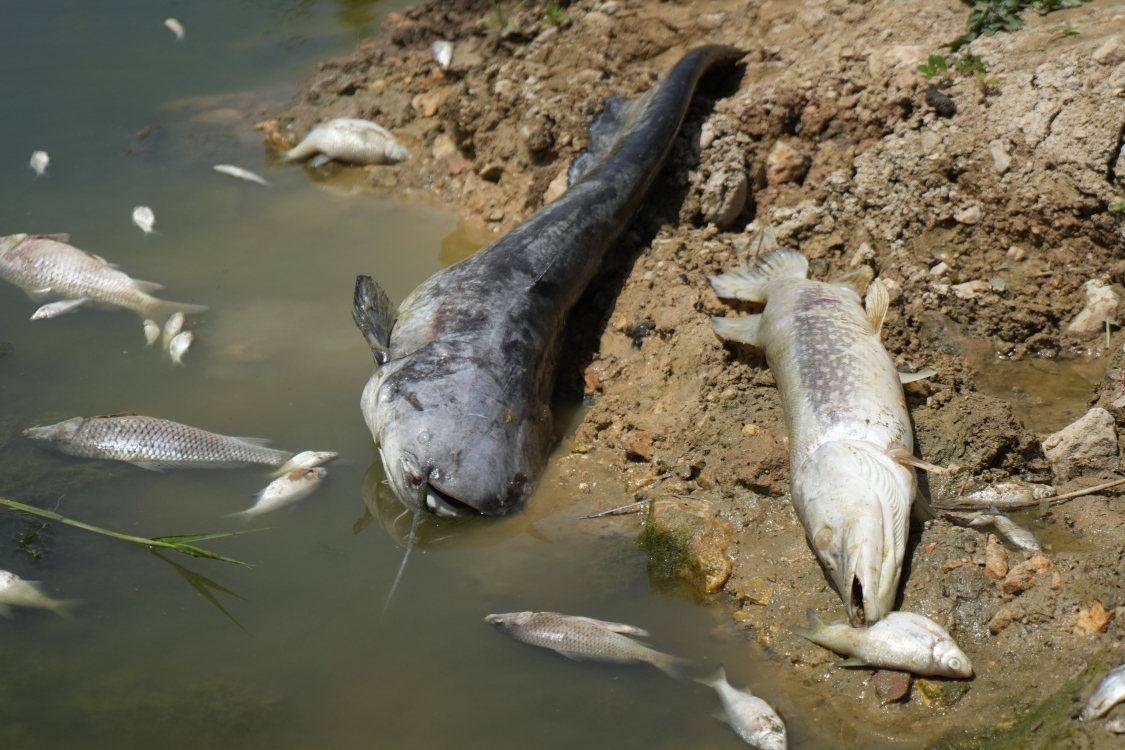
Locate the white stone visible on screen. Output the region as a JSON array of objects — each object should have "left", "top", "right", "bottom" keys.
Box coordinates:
[
  {"left": 988, "top": 139, "right": 1012, "bottom": 175},
  {"left": 954, "top": 204, "right": 983, "bottom": 224},
  {"left": 930, "top": 261, "right": 951, "bottom": 276},
  {"left": 1093, "top": 36, "right": 1125, "bottom": 66},
  {"left": 1042, "top": 407, "right": 1119, "bottom": 480},
  {"left": 1066, "top": 279, "right": 1120, "bottom": 337},
  {"left": 951, "top": 280, "right": 992, "bottom": 300}
]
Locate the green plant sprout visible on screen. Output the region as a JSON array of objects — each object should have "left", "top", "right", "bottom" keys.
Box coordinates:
[
  {"left": 480, "top": 0, "right": 526, "bottom": 32},
  {"left": 946, "top": 0, "right": 1092, "bottom": 52},
  {"left": 544, "top": 0, "right": 569, "bottom": 26}
]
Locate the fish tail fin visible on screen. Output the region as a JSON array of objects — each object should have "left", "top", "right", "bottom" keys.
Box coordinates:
[
  {"left": 353, "top": 276, "right": 395, "bottom": 365},
  {"left": 711, "top": 313, "right": 761, "bottom": 346},
  {"left": 694, "top": 664, "right": 727, "bottom": 688},
  {"left": 278, "top": 144, "right": 315, "bottom": 163},
  {"left": 709, "top": 250, "right": 808, "bottom": 302},
  {"left": 147, "top": 300, "right": 209, "bottom": 317},
  {"left": 832, "top": 265, "right": 874, "bottom": 297},
  {"left": 48, "top": 599, "right": 78, "bottom": 619},
  {"left": 653, "top": 652, "right": 700, "bottom": 681},
  {"left": 791, "top": 608, "right": 824, "bottom": 641}
]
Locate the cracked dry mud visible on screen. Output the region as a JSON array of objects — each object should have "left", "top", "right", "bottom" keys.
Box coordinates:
[{"left": 266, "top": 0, "right": 1125, "bottom": 746}]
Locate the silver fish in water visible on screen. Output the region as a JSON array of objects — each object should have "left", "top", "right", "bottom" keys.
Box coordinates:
[
  {"left": 273, "top": 450, "right": 339, "bottom": 476},
  {"left": 0, "top": 234, "right": 206, "bottom": 319},
  {"left": 132, "top": 206, "right": 156, "bottom": 234},
  {"left": 967, "top": 507, "right": 1043, "bottom": 552},
  {"left": 1083, "top": 663, "right": 1125, "bottom": 721},
  {"left": 233, "top": 467, "right": 327, "bottom": 518},
  {"left": 143, "top": 318, "right": 160, "bottom": 346},
  {"left": 710, "top": 250, "right": 927, "bottom": 624},
  {"left": 30, "top": 151, "right": 49, "bottom": 176},
  {"left": 0, "top": 570, "right": 72, "bottom": 618},
  {"left": 164, "top": 18, "right": 184, "bottom": 40},
  {"left": 278, "top": 118, "right": 411, "bottom": 166},
  {"left": 793, "top": 609, "right": 972, "bottom": 678},
  {"left": 484, "top": 611, "right": 694, "bottom": 678},
  {"left": 163, "top": 311, "right": 184, "bottom": 348},
  {"left": 213, "top": 164, "right": 269, "bottom": 186},
  {"left": 938, "top": 480, "right": 1055, "bottom": 510},
  {"left": 169, "top": 330, "right": 194, "bottom": 364},
  {"left": 24, "top": 413, "right": 294, "bottom": 470},
  {"left": 31, "top": 298, "right": 87, "bottom": 320},
  {"left": 697, "top": 666, "right": 787, "bottom": 750}
]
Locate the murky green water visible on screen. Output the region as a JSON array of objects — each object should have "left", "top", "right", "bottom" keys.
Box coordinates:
[{"left": 0, "top": 3, "right": 792, "bottom": 749}]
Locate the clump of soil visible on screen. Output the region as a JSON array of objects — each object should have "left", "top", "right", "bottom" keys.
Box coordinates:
[{"left": 267, "top": 0, "right": 1125, "bottom": 745}]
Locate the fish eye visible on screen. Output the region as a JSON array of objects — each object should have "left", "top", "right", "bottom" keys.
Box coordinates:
[
  {"left": 947, "top": 656, "right": 962, "bottom": 670},
  {"left": 417, "top": 430, "right": 431, "bottom": 444},
  {"left": 815, "top": 527, "right": 833, "bottom": 550}
]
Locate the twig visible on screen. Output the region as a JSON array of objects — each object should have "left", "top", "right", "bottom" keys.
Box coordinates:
[
  {"left": 573, "top": 499, "right": 651, "bottom": 520},
  {"left": 932, "top": 477, "right": 1125, "bottom": 511}
]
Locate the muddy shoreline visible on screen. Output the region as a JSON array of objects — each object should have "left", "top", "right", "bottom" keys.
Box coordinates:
[{"left": 265, "top": 0, "right": 1125, "bottom": 745}]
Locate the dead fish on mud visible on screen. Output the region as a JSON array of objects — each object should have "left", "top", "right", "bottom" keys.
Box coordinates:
[
  {"left": 169, "top": 330, "right": 194, "bottom": 364},
  {"left": 793, "top": 609, "right": 972, "bottom": 678},
  {"left": 1083, "top": 663, "right": 1125, "bottom": 721},
  {"left": 278, "top": 118, "right": 411, "bottom": 166},
  {"left": 966, "top": 507, "right": 1043, "bottom": 552},
  {"left": 0, "top": 234, "right": 206, "bottom": 320},
  {"left": 0, "top": 570, "right": 72, "bottom": 618},
  {"left": 485, "top": 611, "right": 695, "bottom": 678},
  {"left": 935, "top": 480, "right": 1054, "bottom": 510},
  {"left": 24, "top": 413, "right": 295, "bottom": 470},
  {"left": 132, "top": 206, "right": 156, "bottom": 234},
  {"left": 353, "top": 45, "right": 743, "bottom": 518},
  {"left": 697, "top": 666, "right": 787, "bottom": 750},
  {"left": 232, "top": 467, "right": 327, "bottom": 518},
  {"left": 213, "top": 164, "right": 269, "bottom": 186},
  {"left": 710, "top": 249, "right": 942, "bottom": 624},
  {"left": 29, "top": 151, "right": 49, "bottom": 176},
  {"left": 164, "top": 18, "right": 184, "bottom": 40}
]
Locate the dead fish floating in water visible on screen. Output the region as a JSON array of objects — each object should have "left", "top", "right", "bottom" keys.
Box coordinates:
[
  {"left": 233, "top": 467, "right": 327, "bottom": 518},
  {"left": 143, "top": 318, "right": 160, "bottom": 346},
  {"left": 29, "top": 150, "right": 49, "bottom": 176},
  {"left": 0, "top": 570, "right": 72, "bottom": 618},
  {"left": 967, "top": 506, "right": 1043, "bottom": 552},
  {"left": 164, "top": 17, "right": 184, "bottom": 40},
  {"left": 430, "top": 40, "right": 453, "bottom": 70},
  {"left": 354, "top": 45, "right": 743, "bottom": 517},
  {"left": 168, "top": 330, "right": 194, "bottom": 364},
  {"left": 485, "top": 611, "right": 695, "bottom": 679},
  {"left": 213, "top": 164, "right": 269, "bottom": 186},
  {"left": 0, "top": 234, "right": 206, "bottom": 320},
  {"left": 1083, "top": 663, "right": 1125, "bottom": 721},
  {"left": 697, "top": 666, "right": 787, "bottom": 750},
  {"left": 24, "top": 413, "right": 295, "bottom": 470},
  {"left": 163, "top": 311, "right": 185, "bottom": 348},
  {"left": 277, "top": 118, "right": 411, "bottom": 166},
  {"left": 31, "top": 298, "right": 88, "bottom": 320},
  {"left": 710, "top": 248, "right": 943, "bottom": 624},
  {"left": 273, "top": 450, "right": 338, "bottom": 476},
  {"left": 132, "top": 206, "right": 156, "bottom": 234},
  {"left": 793, "top": 609, "right": 972, "bottom": 678}
]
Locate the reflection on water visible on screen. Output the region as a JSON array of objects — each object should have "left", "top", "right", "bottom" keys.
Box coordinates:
[{"left": 975, "top": 355, "right": 1108, "bottom": 434}]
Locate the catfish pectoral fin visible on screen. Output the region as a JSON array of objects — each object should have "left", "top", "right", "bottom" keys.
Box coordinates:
[{"left": 352, "top": 275, "right": 395, "bottom": 365}]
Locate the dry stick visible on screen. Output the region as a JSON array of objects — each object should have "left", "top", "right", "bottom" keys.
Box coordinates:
[
  {"left": 572, "top": 499, "right": 651, "bottom": 520},
  {"left": 932, "top": 477, "right": 1125, "bottom": 511}
]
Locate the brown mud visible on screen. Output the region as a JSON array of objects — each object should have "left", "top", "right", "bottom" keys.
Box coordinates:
[{"left": 264, "top": 0, "right": 1125, "bottom": 746}]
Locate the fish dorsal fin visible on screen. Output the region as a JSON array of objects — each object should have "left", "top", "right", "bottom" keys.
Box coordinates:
[
  {"left": 898, "top": 368, "right": 936, "bottom": 384},
  {"left": 133, "top": 279, "right": 165, "bottom": 293},
  {"left": 567, "top": 93, "right": 639, "bottom": 187},
  {"left": 352, "top": 275, "right": 396, "bottom": 366},
  {"left": 709, "top": 250, "right": 808, "bottom": 303},
  {"left": 865, "top": 278, "right": 889, "bottom": 337},
  {"left": 711, "top": 313, "right": 761, "bottom": 347},
  {"left": 746, "top": 224, "right": 780, "bottom": 259},
  {"left": 576, "top": 617, "right": 649, "bottom": 637},
  {"left": 791, "top": 607, "right": 827, "bottom": 641},
  {"left": 94, "top": 412, "right": 136, "bottom": 419},
  {"left": 33, "top": 233, "right": 70, "bottom": 243},
  {"left": 832, "top": 265, "right": 873, "bottom": 297}
]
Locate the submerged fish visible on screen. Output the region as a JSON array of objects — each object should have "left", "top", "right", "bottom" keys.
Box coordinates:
[
  {"left": 936, "top": 480, "right": 1055, "bottom": 510},
  {"left": 967, "top": 507, "right": 1043, "bottom": 552},
  {"left": 697, "top": 666, "right": 787, "bottom": 750},
  {"left": 1083, "top": 664, "right": 1125, "bottom": 721},
  {"left": 484, "top": 611, "right": 694, "bottom": 678},
  {"left": 431, "top": 40, "right": 453, "bottom": 70},
  {"left": 31, "top": 298, "right": 87, "bottom": 320},
  {"left": 164, "top": 17, "right": 184, "bottom": 40},
  {"left": 354, "top": 45, "right": 742, "bottom": 516},
  {"left": 29, "top": 151, "right": 49, "bottom": 176},
  {"left": 163, "top": 311, "right": 184, "bottom": 348},
  {"left": 213, "top": 164, "right": 269, "bottom": 186},
  {"left": 24, "top": 413, "right": 294, "bottom": 470},
  {"left": 233, "top": 467, "right": 327, "bottom": 517},
  {"left": 0, "top": 570, "right": 72, "bottom": 618},
  {"left": 0, "top": 234, "right": 206, "bottom": 319},
  {"left": 710, "top": 250, "right": 923, "bottom": 624},
  {"left": 793, "top": 609, "right": 972, "bottom": 678},
  {"left": 278, "top": 118, "right": 411, "bottom": 166},
  {"left": 273, "top": 450, "right": 339, "bottom": 476},
  {"left": 133, "top": 206, "right": 156, "bottom": 234},
  {"left": 143, "top": 318, "right": 160, "bottom": 346},
  {"left": 169, "top": 330, "right": 194, "bottom": 364}
]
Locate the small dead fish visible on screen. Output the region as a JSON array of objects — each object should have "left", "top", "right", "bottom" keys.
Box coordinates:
[
  {"left": 485, "top": 611, "right": 694, "bottom": 678},
  {"left": 164, "top": 17, "right": 184, "bottom": 40},
  {"left": 163, "top": 311, "right": 184, "bottom": 348},
  {"left": 0, "top": 570, "right": 72, "bottom": 618},
  {"left": 213, "top": 164, "right": 269, "bottom": 186},
  {"left": 1084, "top": 664, "right": 1125, "bottom": 721},
  {"left": 431, "top": 40, "right": 453, "bottom": 70},
  {"left": 29, "top": 151, "right": 49, "bottom": 176},
  {"left": 274, "top": 450, "right": 339, "bottom": 476},
  {"left": 132, "top": 206, "right": 156, "bottom": 234},
  {"left": 967, "top": 507, "right": 1043, "bottom": 552},
  {"left": 794, "top": 609, "right": 972, "bottom": 678},
  {"left": 233, "top": 467, "right": 327, "bottom": 518},
  {"left": 169, "top": 330, "right": 194, "bottom": 364},
  {"left": 31, "top": 298, "right": 89, "bottom": 320},
  {"left": 143, "top": 319, "right": 160, "bottom": 346},
  {"left": 1107, "top": 715, "right": 1125, "bottom": 733},
  {"left": 278, "top": 118, "right": 411, "bottom": 165},
  {"left": 939, "top": 480, "right": 1055, "bottom": 510},
  {"left": 697, "top": 666, "right": 787, "bottom": 750}
]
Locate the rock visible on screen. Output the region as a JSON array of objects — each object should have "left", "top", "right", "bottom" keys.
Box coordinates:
[
  {"left": 954, "top": 205, "right": 983, "bottom": 224},
  {"left": 492, "top": 79, "right": 518, "bottom": 104},
  {"left": 921, "top": 130, "right": 942, "bottom": 155},
  {"left": 925, "top": 86, "right": 956, "bottom": 118},
  {"left": 1093, "top": 36, "right": 1125, "bottom": 66},
  {"left": 411, "top": 91, "right": 445, "bottom": 118},
  {"left": 989, "top": 604, "right": 1015, "bottom": 633},
  {"left": 487, "top": 209, "right": 504, "bottom": 222},
  {"left": 1002, "top": 554, "right": 1053, "bottom": 595},
  {"left": 915, "top": 678, "right": 970, "bottom": 707},
  {"left": 930, "top": 261, "right": 951, "bottom": 276},
  {"left": 702, "top": 170, "right": 749, "bottom": 228},
  {"left": 479, "top": 163, "right": 504, "bottom": 182},
  {"left": 1066, "top": 279, "right": 1120, "bottom": 337},
  {"left": 766, "top": 141, "right": 807, "bottom": 185},
  {"left": 985, "top": 534, "right": 1008, "bottom": 580},
  {"left": 1042, "top": 407, "right": 1119, "bottom": 481},
  {"left": 742, "top": 424, "right": 761, "bottom": 436},
  {"left": 639, "top": 498, "right": 735, "bottom": 593},
  {"left": 734, "top": 577, "right": 773, "bottom": 605},
  {"left": 942, "top": 558, "right": 964, "bottom": 571},
  {"left": 988, "top": 139, "right": 1012, "bottom": 175},
  {"left": 543, "top": 168, "right": 568, "bottom": 204},
  {"left": 876, "top": 670, "right": 912, "bottom": 705},
  {"left": 699, "top": 121, "right": 716, "bottom": 150},
  {"left": 952, "top": 280, "right": 992, "bottom": 300},
  {"left": 619, "top": 430, "right": 654, "bottom": 461},
  {"left": 519, "top": 115, "right": 553, "bottom": 153},
  {"left": 717, "top": 430, "right": 789, "bottom": 495},
  {"left": 431, "top": 134, "right": 458, "bottom": 160},
  {"left": 1075, "top": 600, "right": 1113, "bottom": 635}
]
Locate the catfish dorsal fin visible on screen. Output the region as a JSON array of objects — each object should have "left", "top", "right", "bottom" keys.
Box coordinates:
[
  {"left": 865, "top": 278, "right": 890, "bottom": 337},
  {"left": 352, "top": 275, "right": 396, "bottom": 366},
  {"left": 833, "top": 265, "right": 873, "bottom": 297},
  {"left": 568, "top": 93, "right": 639, "bottom": 187},
  {"left": 709, "top": 250, "right": 808, "bottom": 303}
]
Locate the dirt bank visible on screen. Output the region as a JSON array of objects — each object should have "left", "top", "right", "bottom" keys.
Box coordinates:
[{"left": 265, "top": 0, "right": 1125, "bottom": 745}]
